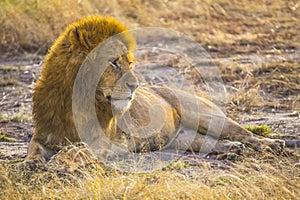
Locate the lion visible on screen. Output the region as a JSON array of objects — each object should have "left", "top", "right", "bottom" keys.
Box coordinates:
[{"left": 24, "top": 16, "right": 286, "bottom": 166}]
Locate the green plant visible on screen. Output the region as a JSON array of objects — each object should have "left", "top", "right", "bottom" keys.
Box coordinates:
[
  {"left": 244, "top": 124, "right": 272, "bottom": 137},
  {"left": 0, "top": 131, "right": 17, "bottom": 142}
]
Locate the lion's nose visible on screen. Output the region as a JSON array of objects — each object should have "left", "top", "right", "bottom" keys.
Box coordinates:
[{"left": 126, "top": 82, "right": 138, "bottom": 93}]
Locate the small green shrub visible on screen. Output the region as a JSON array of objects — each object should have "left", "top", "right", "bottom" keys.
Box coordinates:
[{"left": 244, "top": 124, "right": 272, "bottom": 137}]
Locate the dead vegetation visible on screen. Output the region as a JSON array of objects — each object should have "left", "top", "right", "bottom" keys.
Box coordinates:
[
  {"left": 222, "top": 60, "right": 300, "bottom": 115},
  {"left": 0, "top": 150, "right": 299, "bottom": 199},
  {"left": 0, "top": 0, "right": 299, "bottom": 199},
  {"left": 0, "top": 0, "right": 299, "bottom": 59}
]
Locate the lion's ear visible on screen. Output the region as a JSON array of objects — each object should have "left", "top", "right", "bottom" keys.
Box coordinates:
[
  {"left": 69, "top": 26, "right": 81, "bottom": 46},
  {"left": 69, "top": 26, "right": 90, "bottom": 49},
  {"left": 73, "top": 27, "right": 80, "bottom": 41}
]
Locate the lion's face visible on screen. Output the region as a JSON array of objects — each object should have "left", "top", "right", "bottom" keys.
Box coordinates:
[{"left": 96, "top": 52, "right": 138, "bottom": 115}]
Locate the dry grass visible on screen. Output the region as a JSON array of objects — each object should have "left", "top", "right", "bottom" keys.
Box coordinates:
[
  {"left": 0, "top": 0, "right": 111, "bottom": 58},
  {"left": 1, "top": 0, "right": 300, "bottom": 199},
  {"left": 1, "top": 151, "right": 299, "bottom": 200},
  {"left": 1, "top": 0, "right": 299, "bottom": 58},
  {"left": 220, "top": 60, "right": 300, "bottom": 115}
]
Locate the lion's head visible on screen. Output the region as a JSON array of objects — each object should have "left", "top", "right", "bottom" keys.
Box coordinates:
[
  {"left": 68, "top": 16, "right": 138, "bottom": 116},
  {"left": 96, "top": 49, "right": 138, "bottom": 115},
  {"left": 31, "top": 16, "right": 137, "bottom": 148}
]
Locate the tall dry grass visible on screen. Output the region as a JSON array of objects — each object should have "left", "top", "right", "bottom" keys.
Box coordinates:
[
  {"left": 1, "top": 151, "right": 299, "bottom": 199},
  {"left": 1, "top": 0, "right": 299, "bottom": 59},
  {"left": 0, "top": 0, "right": 109, "bottom": 58}
]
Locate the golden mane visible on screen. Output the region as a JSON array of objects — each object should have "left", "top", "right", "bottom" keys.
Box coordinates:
[{"left": 29, "top": 16, "right": 135, "bottom": 162}]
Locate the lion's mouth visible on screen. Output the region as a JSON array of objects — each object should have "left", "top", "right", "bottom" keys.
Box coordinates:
[{"left": 108, "top": 94, "right": 134, "bottom": 115}]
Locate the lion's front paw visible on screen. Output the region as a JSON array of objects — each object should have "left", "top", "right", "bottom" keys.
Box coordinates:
[{"left": 15, "top": 159, "right": 47, "bottom": 171}]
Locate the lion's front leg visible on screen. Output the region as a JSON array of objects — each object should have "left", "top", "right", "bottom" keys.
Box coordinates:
[{"left": 22, "top": 139, "right": 57, "bottom": 168}]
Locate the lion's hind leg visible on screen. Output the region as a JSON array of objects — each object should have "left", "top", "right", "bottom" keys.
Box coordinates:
[
  {"left": 151, "top": 86, "right": 285, "bottom": 153},
  {"left": 218, "top": 118, "right": 285, "bottom": 153},
  {"left": 168, "top": 127, "right": 245, "bottom": 156}
]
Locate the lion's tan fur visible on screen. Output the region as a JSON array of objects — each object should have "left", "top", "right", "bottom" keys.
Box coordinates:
[{"left": 25, "top": 16, "right": 284, "bottom": 165}]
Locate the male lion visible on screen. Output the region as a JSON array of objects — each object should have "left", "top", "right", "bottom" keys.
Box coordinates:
[{"left": 25, "top": 16, "right": 285, "bottom": 166}]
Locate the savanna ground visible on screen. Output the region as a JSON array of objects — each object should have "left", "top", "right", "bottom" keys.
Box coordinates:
[{"left": 0, "top": 0, "right": 299, "bottom": 199}]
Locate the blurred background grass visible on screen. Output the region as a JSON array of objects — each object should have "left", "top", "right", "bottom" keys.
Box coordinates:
[{"left": 0, "top": 0, "right": 299, "bottom": 59}]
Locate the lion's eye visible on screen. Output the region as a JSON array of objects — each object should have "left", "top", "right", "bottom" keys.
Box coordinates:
[{"left": 110, "top": 59, "right": 119, "bottom": 70}]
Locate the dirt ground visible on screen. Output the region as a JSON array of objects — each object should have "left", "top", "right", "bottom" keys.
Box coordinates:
[{"left": 0, "top": 49, "right": 299, "bottom": 161}]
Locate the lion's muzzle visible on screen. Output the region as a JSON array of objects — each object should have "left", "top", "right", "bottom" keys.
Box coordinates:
[{"left": 109, "top": 70, "right": 138, "bottom": 115}]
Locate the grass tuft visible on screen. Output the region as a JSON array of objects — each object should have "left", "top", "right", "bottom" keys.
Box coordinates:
[
  {"left": 0, "top": 131, "right": 17, "bottom": 142},
  {"left": 244, "top": 124, "right": 272, "bottom": 137},
  {"left": 0, "top": 78, "right": 17, "bottom": 86}
]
